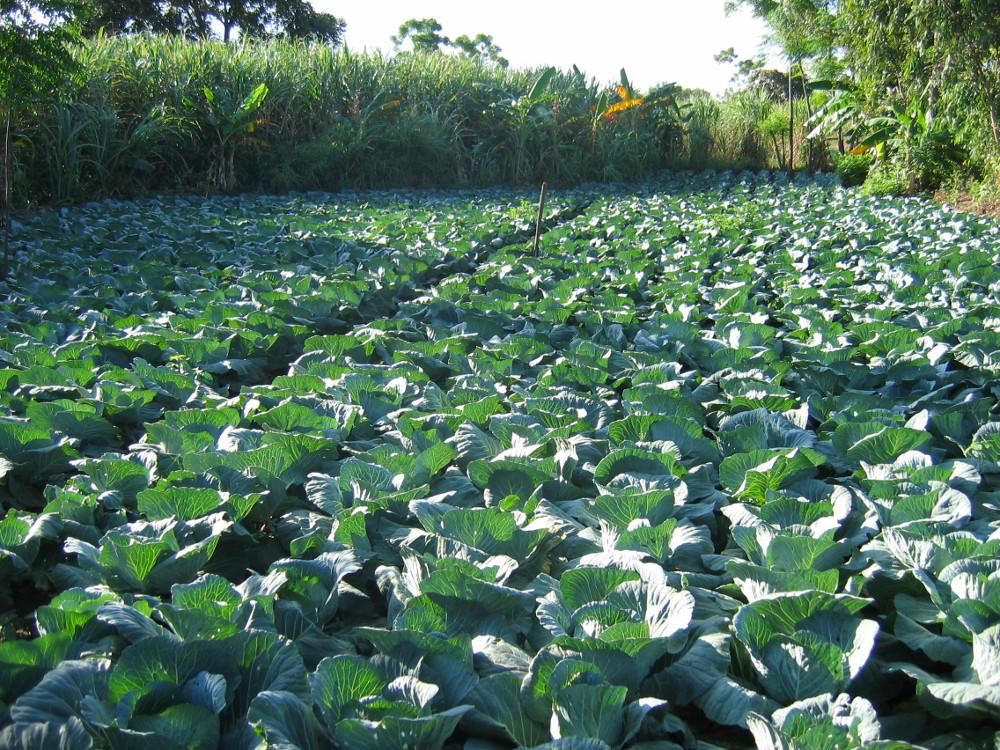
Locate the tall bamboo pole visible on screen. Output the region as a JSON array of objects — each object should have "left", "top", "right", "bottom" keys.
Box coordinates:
[{"left": 784, "top": 0, "right": 794, "bottom": 177}]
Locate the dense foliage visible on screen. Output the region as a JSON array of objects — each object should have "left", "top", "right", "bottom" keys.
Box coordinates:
[
  {"left": 7, "top": 34, "right": 692, "bottom": 205},
  {"left": 731, "top": 0, "right": 1000, "bottom": 196},
  {"left": 0, "top": 0, "right": 83, "bottom": 276},
  {"left": 7, "top": 1, "right": 1000, "bottom": 207},
  {"left": 2, "top": 172, "right": 1000, "bottom": 748}
]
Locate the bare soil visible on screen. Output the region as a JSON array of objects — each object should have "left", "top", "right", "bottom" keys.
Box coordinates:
[{"left": 934, "top": 191, "right": 1000, "bottom": 221}]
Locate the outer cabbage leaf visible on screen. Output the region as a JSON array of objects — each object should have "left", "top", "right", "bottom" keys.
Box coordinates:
[
  {"left": 0, "top": 717, "right": 93, "bottom": 750},
  {"left": 832, "top": 422, "right": 932, "bottom": 466},
  {"left": 733, "top": 592, "right": 878, "bottom": 703},
  {"left": 334, "top": 706, "right": 472, "bottom": 750},
  {"left": 746, "top": 693, "right": 881, "bottom": 750},
  {"left": 248, "top": 689, "right": 330, "bottom": 750},
  {"left": 464, "top": 671, "right": 549, "bottom": 748}
]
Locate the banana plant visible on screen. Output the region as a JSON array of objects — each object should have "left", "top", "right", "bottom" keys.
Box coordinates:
[
  {"left": 805, "top": 80, "right": 866, "bottom": 146},
  {"left": 594, "top": 70, "right": 647, "bottom": 124},
  {"left": 807, "top": 81, "right": 966, "bottom": 190},
  {"left": 189, "top": 82, "right": 269, "bottom": 192},
  {"left": 854, "top": 103, "right": 965, "bottom": 162},
  {"left": 585, "top": 72, "right": 684, "bottom": 162}
]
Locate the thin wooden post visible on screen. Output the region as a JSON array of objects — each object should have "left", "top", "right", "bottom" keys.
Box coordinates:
[
  {"left": 788, "top": 58, "right": 794, "bottom": 177},
  {"left": 532, "top": 182, "right": 548, "bottom": 256},
  {"left": 2, "top": 112, "right": 11, "bottom": 280}
]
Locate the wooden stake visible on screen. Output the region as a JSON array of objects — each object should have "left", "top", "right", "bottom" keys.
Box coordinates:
[{"left": 532, "top": 182, "right": 548, "bottom": 256}]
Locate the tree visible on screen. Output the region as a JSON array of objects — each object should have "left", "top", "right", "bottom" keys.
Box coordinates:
[
  {"left": 0, "top": 0, "right": 83, "bottom": 278},
  {"left": 453, "top": 33, "right": 508, "bottom": 67},
  {"left": 841, "top": 0, "right": 1000, "bottom": 149},
  {"left": 715, "top": 47, "right": 766, "bottom": 85},
  {"left": 392, "top": 18, "right": 509, "bottom": 67},
  {"left": 80, "top": 0, "right": 176, "bottom": 35},
  {"left": 726, "top": 0, "right": 842, "bottom": 70},
  {"left": 81, "top": 0, "right": 345, "bottom": 43},
  {"left": 213, "top": 0, "right": 345, "bottom": 43},
  {"left": 391, "top": 18, "right": 449, "bottom": 53},
  {"left": 286, "top": 8, "right": 344, "bottom": 43}
]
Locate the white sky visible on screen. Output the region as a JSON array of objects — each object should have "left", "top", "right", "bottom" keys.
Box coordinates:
[{"left": 311, "top": 1, "right": 775, "bottom": 95}]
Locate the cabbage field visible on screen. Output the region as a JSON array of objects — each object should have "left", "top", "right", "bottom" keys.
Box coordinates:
[{"left": 3, "top": 170, "right": 1000, "bottom": 749}]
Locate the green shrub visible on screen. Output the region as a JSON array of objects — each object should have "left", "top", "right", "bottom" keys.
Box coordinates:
[
  {"left": 836, "top": 152, "right": 871, "bottom": 187},
  {"left": 860, "top": 162, "right": 908, "bottom": 196}
]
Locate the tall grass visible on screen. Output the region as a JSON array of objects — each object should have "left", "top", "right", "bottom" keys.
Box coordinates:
[{"left": 15, "top": 35, "right": 831, "bottom": 205}]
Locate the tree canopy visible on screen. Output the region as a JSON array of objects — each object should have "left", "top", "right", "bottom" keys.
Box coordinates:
[
  {"left": 1, "top": 0, "right": 82, "bottom": 108},
  {"left": 726, "top": 0, "right": 842, "bottom": 76},
  {"left": 80, "top": 0, "right": 345, "bottom": 43},
  {"left": 392, "top": 17, "right": 508, "bottom": 67},
  {"left": 840, "top": 0, "right": 1000, "bottom": 148}
]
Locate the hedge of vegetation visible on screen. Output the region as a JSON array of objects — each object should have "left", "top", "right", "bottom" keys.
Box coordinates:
[{"left": 9, "top": 36, "right": 680, "bottom": 203}]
